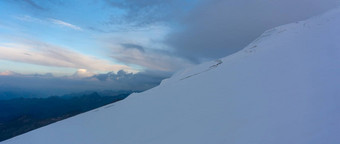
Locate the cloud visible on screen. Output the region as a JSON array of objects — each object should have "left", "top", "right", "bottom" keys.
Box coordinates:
[
  {"left": 15, "top": 15, "right": 82, "bottom": 31},
  {"left": 15, "top": 15, "right": 44, "bottom": 23},
  {"left": 165, "top": 0, "right": 340, "bottom": 62},
  {"left": 6, "top": 0, "right": 64, "bottom": 11},
  {"left": 91, "top": 69, "right": 171, "bottom": 90},
  {"left": 15, "top": 15, "right": 83, "bottom": 31},
  {"left": 0, "top": 71, "right": 19, "bottom": 76},
  {"left": 21, "top": 0, "right": 45, "bottom": 10},
  {"left": 0, "top": 70, "right": 171, "bottom": 98},
  {"left": 8, "top": 0, "right": 338, "bottom": 73},
  {"left": 111, "top": 46, "right": 193, "bottom": 72},
  {"left": 0, "top": 40, "right": 135, "bottom": 73},
  {"left": 72, "top": 69, "right": 95, "bottom": 78},
  {"left": 93, "top": 24, "right": 193, "bottom": 72},
  {"left": 104, "top": 0, "right": 339, "bottom": 62},
  {"left": 48, "top": 18, "right": 82, "bottom": 30},
  {"left": 120, "top": 43, "right": 145, "bottom": 52},
  {"left": 105, "top": 0, "right": 194, "bottom": 26}
]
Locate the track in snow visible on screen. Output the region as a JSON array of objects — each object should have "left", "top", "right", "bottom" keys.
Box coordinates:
[{"left": 180, "top": 59, "right": 223, "bottom": 80}]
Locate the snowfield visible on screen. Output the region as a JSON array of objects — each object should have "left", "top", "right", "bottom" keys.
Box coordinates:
[{"left": 2, "top": 8, "right": 340, "bottom": 144}]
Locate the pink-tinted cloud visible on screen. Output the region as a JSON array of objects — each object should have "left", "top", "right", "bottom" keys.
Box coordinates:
[{"left": 0, "top": 41, "right": 136, "bottom": 73}]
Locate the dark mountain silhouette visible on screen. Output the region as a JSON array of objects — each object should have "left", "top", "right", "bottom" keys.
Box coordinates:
[{"left": 0, "top": 91, "right": 132, "bottom": 142}]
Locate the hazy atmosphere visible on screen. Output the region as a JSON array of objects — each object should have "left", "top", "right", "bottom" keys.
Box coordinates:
[
  {"left": 0, "top": 0, "right": 339, "bottom": 95},
  {"left": 1, "top": 0, "right": 340, "bottom": 143}
]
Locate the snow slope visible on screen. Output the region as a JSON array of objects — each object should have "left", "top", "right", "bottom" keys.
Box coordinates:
[{"left": 2, "top": 8, "right": 340, "bottom": 144}]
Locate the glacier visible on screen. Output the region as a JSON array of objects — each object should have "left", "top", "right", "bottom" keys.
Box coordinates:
[{"left": 2, "top": 8, "right": 340, "bottom": 144}]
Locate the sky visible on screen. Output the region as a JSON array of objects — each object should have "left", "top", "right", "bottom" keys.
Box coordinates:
[
  {"left": 0, "top": 0, "right": 194, "bottom": 76},
  {"left": 0, "top": 0, "right": 339, "bottom": 97}
]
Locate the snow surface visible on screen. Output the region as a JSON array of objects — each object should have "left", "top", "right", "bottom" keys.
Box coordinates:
[{"left": 2, "top": 8, "right": 340, "bottom": 144}]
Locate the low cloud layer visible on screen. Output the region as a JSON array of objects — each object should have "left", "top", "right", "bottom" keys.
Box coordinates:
[{"left": 0, "top": 70, "right": 171, "bottom": 99}]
